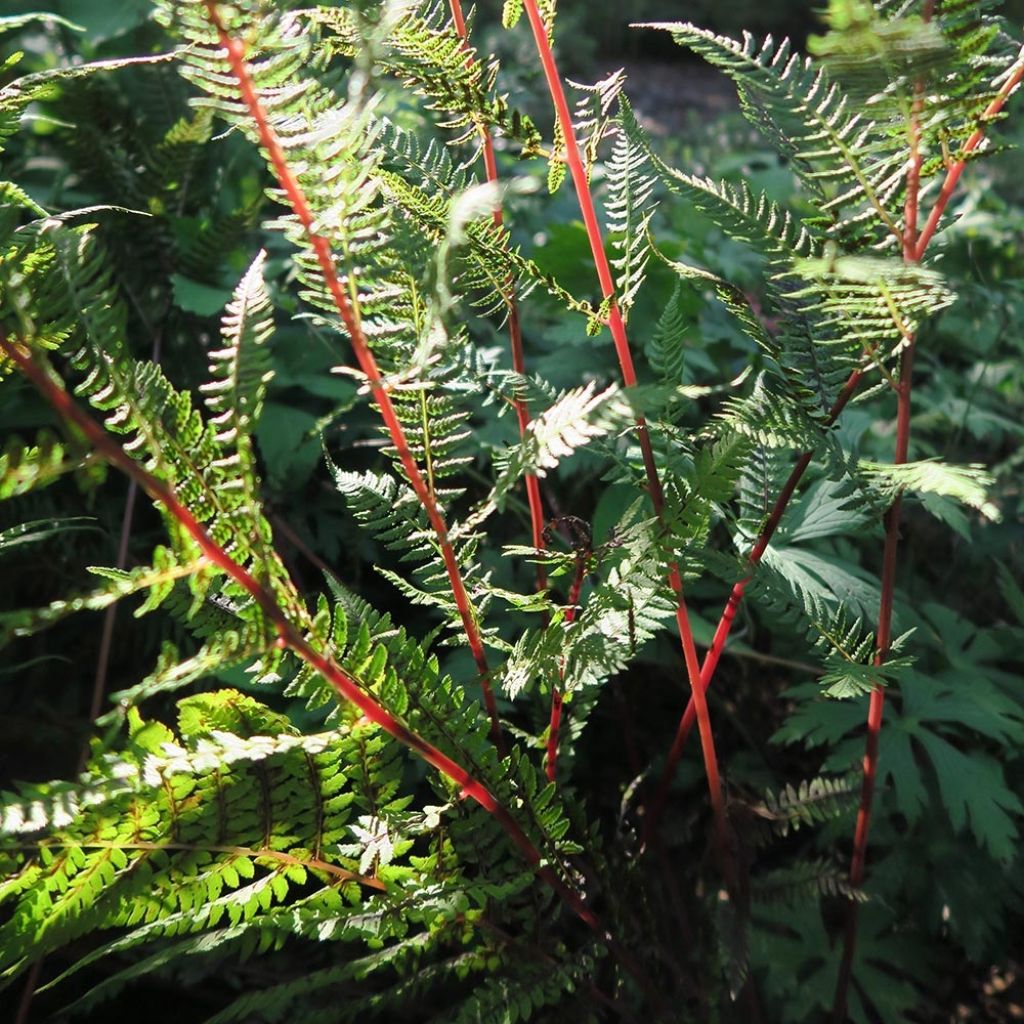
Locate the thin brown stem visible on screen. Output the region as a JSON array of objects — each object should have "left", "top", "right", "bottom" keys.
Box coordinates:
[
  {"left": 202, "top": 2, "right": 504, "bottom": 749},
  {"left": 14, "top": 961, "right": 42, "bottom": 1024},
  {"left": 268, "top": 509, "right": 342, "bottom": 588},
  {"left": 519, "top": 0, "right": 732, "bottom": 881},
  {"left": 81, "top": 482, "right": 136, "bottom": 735}
]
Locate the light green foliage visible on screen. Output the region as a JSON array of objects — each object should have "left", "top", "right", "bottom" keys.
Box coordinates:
[
  {"left": 0, "top": 689, "right": 422, "bottom": 984},
  {"left": 607, "top": 99, "right": 658, "bottom": 313},
  {"left": 858, "top": 458, "right": 1000, "bottom": 520},
  {"left": 312, "top": 2, "right": 543, "bottom": 153},
  {"left": 502, "top": 0, "right": 525, "bottom": 29},
  {"left": 490, "top": 382, "right": 630, "bottom": 504},
  {"left": 0, "top": 432, "right": 76, "bottom": 498}
]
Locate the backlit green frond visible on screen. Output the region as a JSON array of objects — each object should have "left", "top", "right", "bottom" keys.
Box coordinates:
[
  {"left": 491, "top": 382, "right": 630, "bottom": 508},
  {"left": 0, "top": 431, "right": 77, "bottom": 499},
  {"left": 0, "top": 547, "right": 206, "bottom": 647},
  {"left": 312, "top": 3, "right": 543, "bottom": 153},
  {"left": 376, "top": 123, "right": 596, "bottom": 320},
  {"left": 858, "top": 458, "right": 1000, "bottom": 521},
  {"left": 642, "top": 143, "right": 818, "bottom": 266},
  {"left": 0, "top": 690, "right": 410, "bottom": 981},
  {"left": 1, "top": 2, "right": 1020, "bottom": 1019},
  {"left": 643, "top": 22, "right": 907, "bottom": 242},
  {"left": 565, "top": 68, "right": 626, "bottom": 184},
  {"left": 607, "top": 98, "right": 658, "bottom": 314}
]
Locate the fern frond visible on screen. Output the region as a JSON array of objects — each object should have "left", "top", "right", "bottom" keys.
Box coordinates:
[
  {"left": 647, "top": 281, "right": 689, "bottom": 388},
  {"left": 502, "top": 512, "right": 675, "bottom": 705},
  {"left": 643, "top": 23, "right": 906, "bottom": 243},
  {"left": 311, "top": 3, "right": 543, "bottom": 154},
  {"left": 719, "top": 374, "right": 832, "bottom": 453},
  {"left": 443, "top": 950, "right": 602, "bottom": 1023},
  {"left": 661, "top": 430, "right": 755, "bottom": 560},
  {"left": 490, "top": 382, "right": 629, "bottom": 509},
  {"left": 502, "top": 0, "right": 525, "bottom": 29},
  {"left": 0, "top": 432, "right": 79, "bottom": 499},
  {"left": 375, "top": 123, "right": 595, "bottom": 321},
  {"left": 199, "top": 250, "right": 277, "bottom": 564},
  {"left": 754, "top": 771, "right": 860, "bottom": 837},
  {"left": 0, "top": 548, "right": 207, "bottom": 647},
  {"left": 564, "top": 68, "right": 626, "bottom": 184},
  {"left": 639, "top": 143, "right": 818, "bottom": 266},
  {"left": 858, "top": 458, "right": 1000, "bottom": 521},
  {"left": 6, "top": 225, "right": 297, "bottom": 614},
  {"left": 606, "top": 98, "right": 658, "bottom": 314},
  {"left": 0, "top": 50, "right": 179, "bottom": 158},
  {"left": 753, "top": 858, "right": 866, "bottom": 904},
  {"left": 0, "top": 691, "right": 410, "bottom": 980}
]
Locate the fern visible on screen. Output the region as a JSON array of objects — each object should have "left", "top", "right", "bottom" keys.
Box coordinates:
[
  {"left": 1, "top": 1, "right": 1022, "bottom": 1020},
  {"left": 754, "top": 772, "right": 861, "bottom": 837},
  {"left": 311, "top": 3, "right": 543, "bottom": 154},
  {"left": 606, "top": 98, "right": 658, "bottom": 314},
  {"left": 490, "top": 382, "right": 630, "bottom": 509},
  {"left": 641, "top": 22, "right": 909, "bottom": 241},
  {"left": 857, "top": 458, "right": 1000, "bottom": 520}
]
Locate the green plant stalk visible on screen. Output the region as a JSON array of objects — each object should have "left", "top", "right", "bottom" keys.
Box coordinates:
[
  {"left": 518, "top": 0, "right": 732, "bottom": 873},
  {"left": 446, "top": 0, "right": 548, "bottom": 595},
  {"left": 202, "top": 1, "right": 505, "bottom": 749},
  {"left": 0, "top": 330, "right": 606, "bottom": 937}
]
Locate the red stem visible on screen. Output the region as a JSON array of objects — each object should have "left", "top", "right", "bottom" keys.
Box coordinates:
[
  {"left": 0, "top": 332, "right": 605, "bottom": 937},
  {"left": 831, "top": 349, "right": 913, "bottom": 1021},
  {"left": 643, "top": 370, "right": 862, "bottom": 846},
  {"left": 202, "top": 3, "right": 504, "bottom": 750},
  {"left": 519, "top": 0, "right": 732, "bottom": 873},
  {"left": 834, "top": 20, "right": 936, "bottom": 1010},
  {"left": 446, "top": 0, "right": 547, "bottom": 593},
  {"left": 545, "top": 556, "right": 587, "bottom": 781},
  {"left": 646, "top": 21, "right": 1024, "bottom": 862},
  {"left": 913, "top": 57, "right": 1024, "bottom": 260}
]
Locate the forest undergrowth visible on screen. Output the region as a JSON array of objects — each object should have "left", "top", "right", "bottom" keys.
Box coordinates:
[{"left": 0, "top": 1, "right": 1023, "bottom": 1021}]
